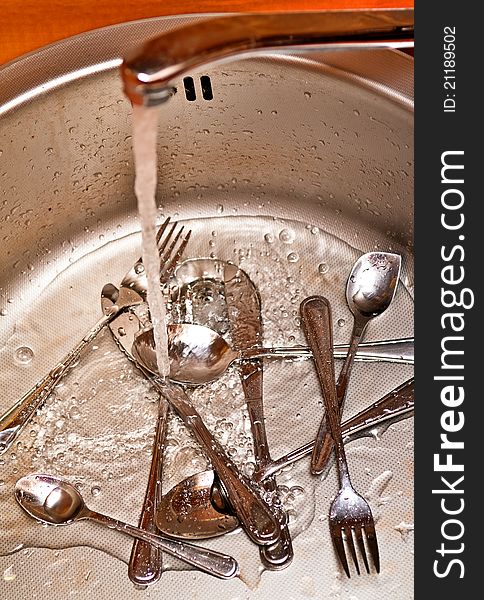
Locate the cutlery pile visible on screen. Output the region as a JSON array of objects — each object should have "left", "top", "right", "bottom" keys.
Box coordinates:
[{"left": 1, "top": 223, "right": 414, "bottom": 584}]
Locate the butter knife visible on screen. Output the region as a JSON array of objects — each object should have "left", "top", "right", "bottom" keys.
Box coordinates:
[{"left": 224, "top": 264, "right": 293, "bottom": 570}]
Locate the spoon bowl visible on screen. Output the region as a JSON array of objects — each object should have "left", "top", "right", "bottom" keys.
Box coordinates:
[
  {"left": 15, "top": 473, "right": 240, "bottom": 579},
  {"left": 156, "top": 470, "right": 239, "bottom": 539},
  {"left": 15, "top": 474, "right": 85, "bottom": 525},
  {"left": 135, "top": 323, "right": 238, "bottom": 385},
  {"left": 346, "top": 252, "right": 401, "bottom": 318}
]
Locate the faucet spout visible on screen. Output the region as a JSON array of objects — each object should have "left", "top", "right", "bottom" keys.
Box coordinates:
[{"left": 121, "top": 9, "right": 413, "bottom": 106}]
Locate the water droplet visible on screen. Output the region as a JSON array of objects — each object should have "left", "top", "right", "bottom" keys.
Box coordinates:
[
  {"left": 14, "top": 346, "right": 34, "bottom": 364},
  {"left": 304, "top": 92, "right": 312, "bottom": 99},
  {"left": 216, "top": 204, "right": 224, "bottom": 214},
  {"left": 337, "top": 318, "right": 346, "bottom": 327},
  {"left": 117, "top": 327, "right": 126, "bottom": 337},
  {"left": 287, "top": 252, "right": 299, "bottom": 263},
  {"left": 0, "top": 308, "right": 7, "bottom": 316},
  {"left": 244, "top": 462, "right": 256, "bottom": 477},
  {"left": 318, "top": 263, "right": 329, "bottom": 275},
  {"left": 264, "top": 233, "right": 275, "bottom": 243},
  {"left": 3, "top": 566, "right": 16, "bottom": 582},
  {"left": 69, "top": 406, "right": 81, "bottom": 420},
  {"left": 134, "top": 263, "right": 145, "bottom": 274},
  {"left": 279, "top": 228, "right": 295, "bottom": 244},
  {"left": 353, "top": 109, "right": 360, "bottom": 116},
  {"left": 91, "top": 485, "right": 101, "bottom": 497}
]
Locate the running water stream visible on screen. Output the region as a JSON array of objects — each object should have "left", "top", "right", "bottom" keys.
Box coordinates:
[{"left": 131, "top": 105, "right": 170, "bottom": 378}]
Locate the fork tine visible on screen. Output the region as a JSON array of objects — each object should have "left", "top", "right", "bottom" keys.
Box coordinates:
[
  {"left": 162, "top": 229, "right": 191, "bottom": 277},
  {"left": 330, "top": 525, "right": 350, "bottom": 578},
  {"left": 364, "top": 521, "right": 380, "bottom": 573},
  {"left": 157, "top": 221, "right": 178, "bottom": 257},
  {"left": 159, "top": 224, "right": 184, "bottom": 266},
  {"left": 354, "top": 524, "right": 369, "bottom": 574},
  {"left": 345, "top": 527, "right": 360, "bottom": 576},
  {"left": 155, "top": 216, "right": 171, "bottom": 245},
  {"left": 160, "top": 229, "right": 192, "bottom": 284}
]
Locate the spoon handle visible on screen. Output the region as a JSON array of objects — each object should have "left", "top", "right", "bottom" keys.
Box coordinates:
[
  {"left": 148, "top": 376, "right": 281, "bottom": 547},
  {"left": 243, "top": 338, "right": 414, "bottom": 364},
  {"left": 84, "top": 509, "right": 238, "bottom": 580},
  {"left": 254, "top": 377, "right": 414, "bottom": 482},
  {"left": 128, "top": 396, "right": 169, "bottom": 586}
]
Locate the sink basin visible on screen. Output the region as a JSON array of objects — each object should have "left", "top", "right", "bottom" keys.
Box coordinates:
[{"left": 0, "top": 14, "right": 413, "bottom": 600}]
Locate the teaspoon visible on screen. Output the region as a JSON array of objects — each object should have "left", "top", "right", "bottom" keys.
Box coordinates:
[
  {"left": 14, "top": 473, "right": 239, "bottom": 580},
  {"left": 311, "top": 252, "right": 402, "bottom": 474}
]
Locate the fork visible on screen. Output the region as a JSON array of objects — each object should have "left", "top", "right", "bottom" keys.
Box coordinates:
[
  {"left": 300, "top": 296, "right": 380, "bottom": 577},
  {"left": 0, "top": 217, "right": 190, "bottom": 455}
]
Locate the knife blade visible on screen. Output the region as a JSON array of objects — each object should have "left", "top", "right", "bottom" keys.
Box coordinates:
[{"left": 224, "top": 264, "right": 294, "bottom": 570}]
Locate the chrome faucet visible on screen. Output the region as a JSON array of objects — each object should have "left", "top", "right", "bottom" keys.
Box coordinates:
[{"left": 121, "top": 9, "right": 413, "bottom": 107}]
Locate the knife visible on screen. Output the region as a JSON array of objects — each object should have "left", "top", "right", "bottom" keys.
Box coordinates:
[{"left": 224, "top": 264, "right": 294, "bottom": 570}]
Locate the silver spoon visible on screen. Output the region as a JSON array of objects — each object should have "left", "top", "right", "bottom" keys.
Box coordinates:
[
  {"left": 154, "top": 378, "right": 414, "bottom": 539},
  {"left": 14, "top": 473, "right": 239, "bottom": 580},
  {"left": 131, "top": 344, "right": 282, "bottom": 548},
  {"left": 311, "top": 252, "right": 402, "bottom": 474},
  {"left": 136, "top": 323, "right": 413, "bottom": 386},
  {"left": 156, "top": 470, "right": 240, "bottom": 539}
]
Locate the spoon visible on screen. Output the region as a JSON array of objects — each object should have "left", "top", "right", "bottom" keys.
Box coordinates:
[
  {"left": 131, "top": 345, "right": 282, "bottom": 548},
  {"left": 155, "top": 470, "right": 239, "bottom": 539},
  {"left": 310, "top": 252, "right": 402, "bottom": 474},
  {"left": 136, "top": 323, "right": 413, "bottom": 386},
  {"left": 14, "top": 473, "right": 238, "bottom": 580},
  {"left": 154, "top": 378, "right": 414, "bottom": 539}
]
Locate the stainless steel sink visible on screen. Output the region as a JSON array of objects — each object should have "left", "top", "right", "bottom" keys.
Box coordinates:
[{"left": 0, "top": 14, "right": 413, "bottom": 600}]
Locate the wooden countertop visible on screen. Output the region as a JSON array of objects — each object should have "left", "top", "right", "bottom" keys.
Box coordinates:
[{"left": 1, "top": 1, "right": 413, "bottom": 67}]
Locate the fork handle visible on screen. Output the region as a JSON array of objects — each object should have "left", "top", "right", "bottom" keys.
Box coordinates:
[
  {"left": 0, "top": 308, "right": 118, "bottom": 455},
  {"left": 300, "top": 296, "right": 351, "bottom": 487}
]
